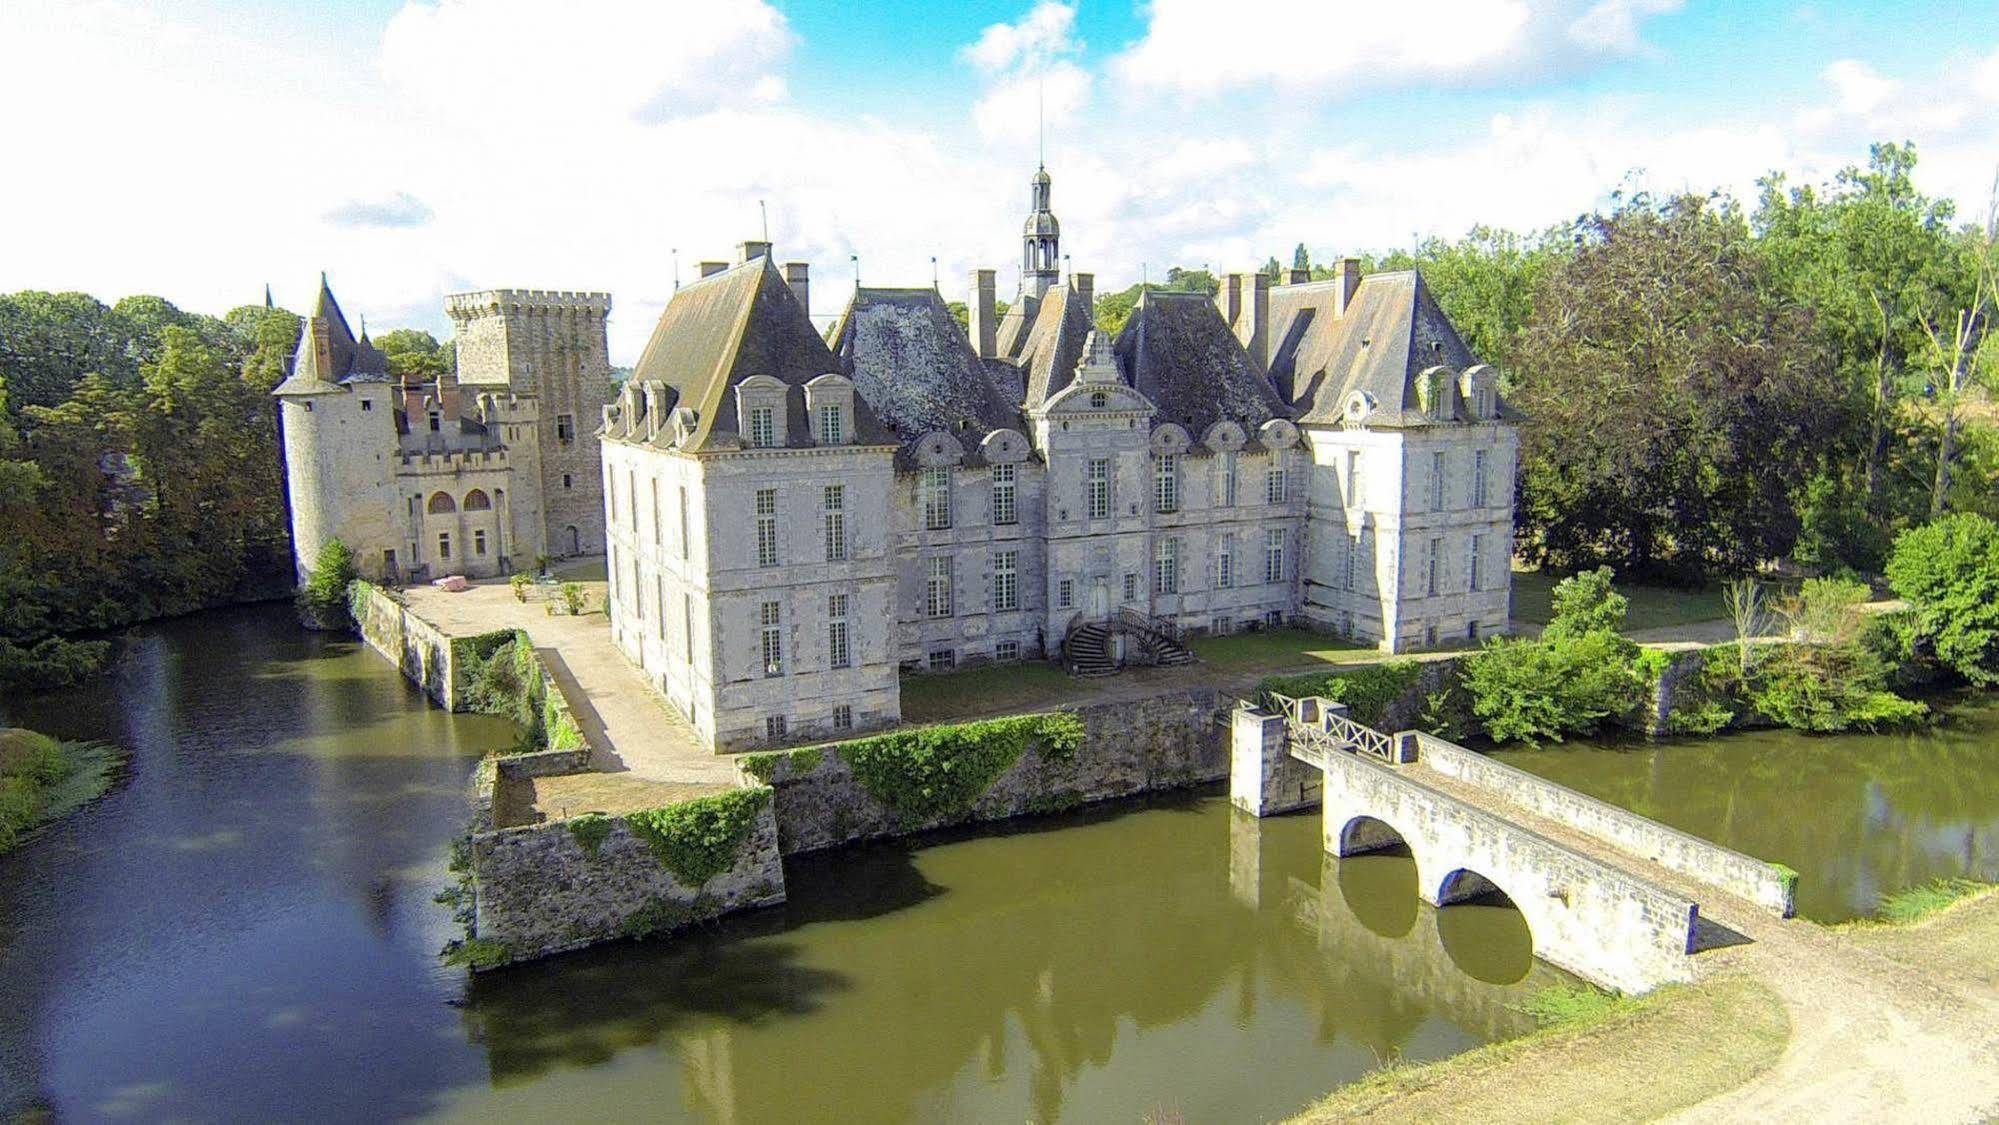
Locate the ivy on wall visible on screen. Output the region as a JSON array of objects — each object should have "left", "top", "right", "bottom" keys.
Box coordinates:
[
  {"left": 834, "top": 712, "right": 1086, "bottom": 824},
  {"left": 1257, "top": 662, "right": 1423, "bottom": 728},
  {"left": 624, "top": 788, "right": 771, "bottom": 886}
]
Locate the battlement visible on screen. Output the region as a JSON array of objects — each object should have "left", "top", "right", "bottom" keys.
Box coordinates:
[
  {"left": 445, "top": 289, "right": 612, "bottom": 320},
  {"left": 397, "top": 447, "right": 512, "bottom": 473}
]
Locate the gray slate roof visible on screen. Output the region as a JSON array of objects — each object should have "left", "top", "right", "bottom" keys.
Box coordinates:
[
  {"left": 1112, "top": 290, "right": 1288, "bottom": 436},
  {"left": 993, "top": 293, "right": 1038, "bottom": 360},
  {"left": 626, "top": 256, "right": 893, "bottom": 451},
  {"left": 1018, "top": 285, "right": 1096, "bottom": 409},
  {"left": 827, "top": 287, "right": 1025, "bottom": 464},
  {"left": 272, "top": 278, "right": 389, "bottom": 396},
  {"left": 1269, "top": 270, "right": 1486, "bottom": 427}
]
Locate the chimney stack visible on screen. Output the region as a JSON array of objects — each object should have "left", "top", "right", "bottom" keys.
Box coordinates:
[
  {"left": 310, "top": 316, "right": 334, "bottom": 380},
  {"left": 1235, "top": 272, "right": 1270, "bottom": 369},
  {"left": 1287, "top": 266, "right": 1310, "bottom": 285},
  {"left": 1217, "top": 273, "right": 1243, "bottom": 329},
  {"left": 737, "top": 240, "right": 772, "bottom": 265},
  {"left": 1072, "top": 271, "right": 1094, "bottom": 315},
  {"left": 783, "top": 261, "right": 810, "bottom": 317},
  {"left": 969, "top": 269, "right": 997, "bottom": 359},
  {"left": 698, "top": 260, "right": 728, "bottom": 279},
  {"left": 645, "top": 383, "right": 665, "bottom": 441},
  {"left": 1333, "top": 257, "right": 1361, "bottom": 316}
]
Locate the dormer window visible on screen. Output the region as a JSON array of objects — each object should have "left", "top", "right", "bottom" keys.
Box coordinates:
[
  {"left": 748, "top": 405, "right": 776, "bottom": 448},
  {"left": 1091, "top": 391, "right": 1108, "bottom": 409},
  {"left": 803, "top": 372, "right": 855, "bottom": 448},
  {"left": 815, "top": 403, "right": 845, "bottom": 445},
  {"left": 428, "top": 411, "right": 441, "bottom": 433}
]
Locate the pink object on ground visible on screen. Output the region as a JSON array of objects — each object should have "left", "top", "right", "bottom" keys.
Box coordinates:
[{"left": 432, "top": 575, "right": 469, "bottom": 592}]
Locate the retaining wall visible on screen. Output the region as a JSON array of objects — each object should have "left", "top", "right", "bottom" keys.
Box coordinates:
[
  {"left": 1408, "top": 731, "right": 1795, "bottom": 915},
  {"left": 351, "top": 581, "right": 464, "bottom": 709},
  {"left": 744, "top": 689, "right": 1230, "bottom": 855}
]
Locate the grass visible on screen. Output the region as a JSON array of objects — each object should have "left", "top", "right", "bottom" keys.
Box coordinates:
[
  {"left": 1872, "top": 878, "right": 1990, "bottom": 923},
  {"left": 1290, "top": 973, "right": 1788, "bottom": 1124},
  {"left": 1860, "top": 882, "right": 1999, "bottom": 989},
  {"left": 1187, "top": 626, "right": 1369, "bottom": 672},
  {"left": 1510, "top": 569, "right": 1728, "bottom": 633},
  {"left": 1514, "top": 982, "right": 1638, "bottom": 1027},
  {"left": 1, "top": 728, "right": 122, "bottom": 853},
  {"left": 899, "top": 661, "right": 1098, "bottom": 724}
]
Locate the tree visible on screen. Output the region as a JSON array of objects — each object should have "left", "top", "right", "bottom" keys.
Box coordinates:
[
  {"left": 1916, "top": 181, "right": 1997, "bottom": 516},
  {"left": 1460, "top": 567, "right": 1649, "bottom": 745},
  {"left": 300, "top": 539, "right": 357, "bottom": 629},
  {"left": 1292, "top": 243, "right": 1311, "bottom": 272},
  {"left": 1724, "top": 578, "right": 1770, "bottom": 675},
  {"left": 1885, "top": 513, "right": 1999, "bottom": 685},
  {"left": 1749, "top": 577, "right": 1926, "bottom": 731},
  {"left": 375, "top": 328, "right": 453, "bottom": 381}
]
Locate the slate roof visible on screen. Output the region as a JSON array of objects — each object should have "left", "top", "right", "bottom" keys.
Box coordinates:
[
  {"left": 993, "top": 292, "right": 1038, "bottom": 360},
  {"left": 625, "top": 256, "right": 893, "bottom": 451},
  {"left": 827, "top": 287, "right": 1025, "bottom": 464},
  {"left": 1018, "top": 285, "right": 1097, "bottom": 409},
  {"left": 1268, "top": 270, "right": 1495, "bottom": 427},
  {"left": 1112, "top": 290, "right": 1288, "bottom": 436},
  {"left": 271, "top": 277, "right": 389, "bottom": 396}
]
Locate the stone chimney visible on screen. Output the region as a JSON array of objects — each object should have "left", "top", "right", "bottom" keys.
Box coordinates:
[
  {"left": 1333, "top": 257, "right": 1361, "bottom": 316},
  {"left": 1217, "top": 273, "right": 1243, "bottom": 328},
  {"left": 436, "top": 369, "right": 461, "bottom": 421},
  {"left": 737, "top": 240, "right": 772, "bottom": 264},
  {"left": 1287, "top": 266, "right": 1310, "bottom": 285},
  {"left": 969, "top": 269, "right": 997, "bottom": 359},
  {"left": 1072, "top": 272, "right": 1094, "bottom": 315},
  {"left": 310, "top": 316, "right": 334, "bottom": 380},
  {"left": 1238, "top": 272, "right": 1270, "bottom": 368},
  {"left": 698, "top": 260, "right": 728, "bottom": 279},
  {"left": 644, "top": 383, "right": 666, "bottom": 440},
  {"left": 783, "top": 261, "right": 810, "bottom": 316}
]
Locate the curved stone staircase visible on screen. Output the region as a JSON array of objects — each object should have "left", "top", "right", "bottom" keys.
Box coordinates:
[{"left": 1061, "top": 609, "right": 1196, "bottom": 677}]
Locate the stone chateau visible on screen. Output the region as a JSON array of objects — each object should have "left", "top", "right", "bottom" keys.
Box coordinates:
[
  {"left": 599, "top": 165, "right": 1520, "bottom": 749},
  {"left": 273, "top": 279, "right": 613, "bottom": 584}
]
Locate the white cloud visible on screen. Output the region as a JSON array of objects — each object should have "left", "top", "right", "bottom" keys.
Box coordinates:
[
  {"left": 1114, "top": 0, "right": 1678, "bottom": 95},
  {"left": 961, "top": 1, "right": 1079, "bottom": 74},
  {"left": 971, "top": 62, "right": 1092, "bottom": 146},
  {"left": 1822, "top": 59, "right": 1898, "bottom": 116},
  {"left": 963, "top": 2, "right": 1090, "bottom": 147},
  {"left": 325, "top": 192, "right": 436, "bottom": 229}
]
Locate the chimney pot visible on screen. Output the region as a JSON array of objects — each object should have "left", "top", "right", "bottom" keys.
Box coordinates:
[
  {"left": 698, "top": 260, "right": 728, "bottom": 278},
  {"left": 783, "top": 261, "right": 810, "bottom": 317},
  {"left": 737, "top": 240, "right": 772, "bottom": 265},
  {"left": 1334, "top": 258, "right": 1361, "bottom": 316},
  {"left": 1072, "top": 272, "right": 1094, "bottom": 314},
  {"left": 969, "top": 269, "right": 997, "bottom": 359}
]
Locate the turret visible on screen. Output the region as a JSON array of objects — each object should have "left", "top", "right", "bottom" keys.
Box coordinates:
[{"left": 1022, "top": 165, "right": 1061, "bottom": 299}]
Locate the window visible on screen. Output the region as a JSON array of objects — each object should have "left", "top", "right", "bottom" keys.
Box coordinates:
[
  {"left": 1154, "top": 454, "right": 1179, "bottom": 513},
  {"left": 360, "top": 399, "right": 373, "bottom": 412},
  {"left": 926, "top": 556, "right": 953, "bottom": 618},
  {"left": 1429, "top": 451, "right": 1446, "bottom": 510},
  {"left": 657, "top": 576, "right": 667, "bottom": 640},
  {"left": 1154, "top": 538, "right": 1180, "bottom": 594},
  {"left": 1220, "top": 452, "right": 1238, "bottom": 507},
  {"left": 832, "top": 704, "right": 853, "bottom": 732},
  {"left": 928, "top": 650, "right": 956, "bottom": 671},
  {"left": 1090, "top": 391, "right": 1107, "bottom": 408},
  {"left": 1264, "top": 528, "right": 1285, "bottom": 583},
  {"left": 748, "top": 406, "right": 775, "bottom": 448},
  {"left": 1425, "top": 624, "right": 1439, "bottom": 647},
  {"left": 302, "top": 401, "right": 313, "bottom": 413},
  {"left": 683, "top": 593, "right": 694, "bottom": 664},
  {"left": 755, "top": 488, "right": 779, "bottom": 567},
  {"left": 474, "top": 529, "right": 487, "bottom": 556},
  {"left": 428, "top": 411, "right": 441, "bottom": 433},
  {"left": 1345, "top": 533, "right": 1360, "bottom": 591},
  {"left": 1468, "top": 620, "right": 1481, "bottom": 641},
  {"left": 1057, "top": 579, "right": 1074, "bottom": 609},
  {"left": 1473, "top": 449, "right": 1489, "bottom": 507},
  {"left": 828, "top": 594, "right": 851, "bottom": 669},
  {"left": 563, "top": 473, "right": 573, "bottom": 490},
  {"left": 1086, "top": 458, "right": 1110, "bottom": 519},
  {"left": 995, "top": 639, "right": 1019, "bottom": 662},
  {"left": 1345, "top": 450, "right": 1361, "bottom": 507},
  {"left": 991, "top": 463, "right": 1017, "bottom": 526},
  {"left": 760, "top": 600, "right": 783, "bottom": 676},
  {"left": 556, "top": 414, "right": 575, "bottom": 443},
  {"left": 815, "top": 403, "right": 844, "bottom": 444},
  {"left": 1265, "top": 462, "right": 1288, "bottom": 505},
  {"left": 1469, "top": 533, "right": 1485, "bottom": 592},
  {"left": 626, "top": 469, "right": 635, "bottom": 528},
  {"left": 823, "top": 485, "right": 847, "bottom": 562},
  {"left": 921, "top": 467, "right": 952, "bottom": 530},
  {"left": 765, "top": 715, "right": 787, "bottom": 742},
  {"left": 1123, "top": 572, "right": 1139, "bottom": 602},
  {"left": 1213, "top": 615, "right": 1233, "bottom": 636},
  {"left": 651, "top": 480, "right": 661, "bottom": 545},
  {"left": 678, "top": 487, "right": 690, "bottom": 560},
  {"left": 1426, "top": 536, "right": 1442, "bottom": 596},
  {"left": 1218, "top": 533, "right": 1235, "bottom": 589},
  {"left": 993, "top": 549, "right": 1019, "bottom": 611},
  {"left": 437, "top": 532, "right": 452, "bottom": 560}
]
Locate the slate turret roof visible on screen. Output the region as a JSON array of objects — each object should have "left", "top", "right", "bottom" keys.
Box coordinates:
[
  {"left": 1269, "top": 270, "right": 1498, "bottom": 427},
  {"left": 1112, "top": 290, "right": 1288, "bottom": 436},
  {"left": 826, "top": 287, "right": 1024, "bottom": 465},
  {"left": 271, "top": 276, "right": 388, "bottom": 396}
]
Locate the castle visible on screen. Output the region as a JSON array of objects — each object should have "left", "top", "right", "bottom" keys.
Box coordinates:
[
  {"left": 272, "top": 280, "right": 613, "bottom": 584},
  {"left": 599, "top": 165, "right": 1520, "bottom": 749}
]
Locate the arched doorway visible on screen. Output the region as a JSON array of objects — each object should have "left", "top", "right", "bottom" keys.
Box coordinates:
[{"left": 566, "top": 525, "right": 581, "bottom": 555}]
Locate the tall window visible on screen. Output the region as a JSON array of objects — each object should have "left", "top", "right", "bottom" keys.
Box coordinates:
[
  {"left": 822, "top": 485, "right": 847, "bottom": 562},
  {"left": 1218, "top": 533, "right": 1234, "bottom": 589},
  {"left": 428, "top": 411, "right": 441, "bottom": 433},
  {"left": 556, "top": 414, "right": 575, "bottom": 443},
  {"left": 1264, "top": 528, "right": 1285, "bottom": 583},
  {"left": 760, "top": 600, "right": 783, "bottom": 676},
  {"left": 657, "top": 576, "right": 667, "bottom": 640},
  {"left": 755, "top": 488, "right": 779, "bottom": 567},
  {"left": 678, "top": 487, "right": 690, "bottom": 560},
  {"left": 993, "top": 549, "right": 1019, "bottom": 611},
  {"left": 438, "top": 532, "right": 452, "bottom": 560},
  {"left": 921, "top": 467, "right": 952, "bottom": 530},
  {"left": 827, "top": 594, "right": 851, "bottom": 669},
  {"left": 1473, "top": 449, "right": 1489, "bottom": 507},
  {"left": 1265, "top": 462, "right": 1288, "bottom": 505},
  {"left": 1123, "top": 573, "right": 1139, "bottom": 602},
  {"left": 991, "top": 464, "right": 1017, "bottom": 526},
  {"left": 474, "top": 529, "right": 487, "bottom": 556},
  {"left": 626, "top": 469, "right": 636, "bottom": 527},
  {"left": 815, "top": 403, "right": 844, "bottom": 444},
  {"left": 1154, "top": 454, "right": 1179, "bottom": 513},
  {"left": 748, "top": 406, "right": 776, "bottom": 448},
  {"left": 1220, "top": 452, "right": 1238, "bottom": 507},
  {"left": 651, "top": 479, "right": 661, "bottom": 545},
  {"left": 683, "top": 593, "right": 694, "bottom": 664},
  {"left": 925, "top": 556, "right": 953, "bottom": 617},
  {"left": 1154, "top": 538, "right": 1180, "bottom": 594},
  {"left": 1345, "top": 533, "right": 1360, "bottom": 591},
  {"left": 1426, "top": 537, "right": 1442, "bottom": 596},
  {"left": 1469, "top": 533, "right": 1484, "bottom": 592},
  {"left": 832, "top": 704, "right": 853, "bottom": 732},
  {"left": 1086, "top": 458, "right": 1110, "bottom": 519},
  {"left": 1429, "top": 451, "right": 1446, "bottom": 510},
  {"left": 1345, "top": 450, "right": 1362, "bottom": 507},
  {"left": 1057, "top": 579, "right": 1074, "bottom": 609}
]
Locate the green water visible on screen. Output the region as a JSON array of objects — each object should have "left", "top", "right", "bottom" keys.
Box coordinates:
[
  {"left": 1495, "top": 696, "right": 1999, "bottom": 922},
  {"left": 1, "top": 606, "right": 1559, "bottom": 1123}
]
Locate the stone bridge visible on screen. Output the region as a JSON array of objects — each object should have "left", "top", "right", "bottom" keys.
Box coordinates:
[{"left": 1231, "top": 696, "right": 1796, "bottom": 994}]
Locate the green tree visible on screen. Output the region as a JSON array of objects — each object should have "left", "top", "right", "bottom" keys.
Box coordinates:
[
  {"left": 1292, "top": 243, "right": 1311, "bottom": 272},
  {"left": 1460, "top": 568, "right": 1649, "bottom": 745},
  {"left": 375, "top": 328, "right": 453, "bottom": 381},
  {"left": 300, "top": 539, "right": 357, "bottom": 628},
  {"left": 1748, "top": 577, "right": 1926, "bottom": 731},
  {"left": 1885, "top": 513, "right": 1999, "bottom": 685}
]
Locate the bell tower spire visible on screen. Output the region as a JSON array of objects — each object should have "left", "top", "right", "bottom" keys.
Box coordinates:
[{"left": 1022, "top": 164, "right": 1060, "bottom": 299}]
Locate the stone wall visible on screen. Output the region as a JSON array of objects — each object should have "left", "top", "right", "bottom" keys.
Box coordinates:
[
  {"left": 467, "top": 789, "right": 785, "bottom": 969},
  {"left": 743, "top": 689, "right": 1228, "bottom": 855},
  {"left": 350, "top": 580, "right": 462, "bottom": 709}
]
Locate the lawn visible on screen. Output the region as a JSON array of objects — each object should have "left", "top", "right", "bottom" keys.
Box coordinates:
[
  {"left": 1510, "top": 568, "right": 1727, "bottom": 633},
  {"left": 899, "top": 661, "right": 1101, "bottom": 724},
  {"left": 1187, "top": 626, "right": 1370, "bottom": 672}
]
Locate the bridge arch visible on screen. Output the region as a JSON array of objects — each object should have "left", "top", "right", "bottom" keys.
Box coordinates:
[
  {"left": 1434, "top": 867, "right": 1535, "bottom": 984},
  {"left": 1334, "top": 814, "right": 1408, "bottom": 857}
]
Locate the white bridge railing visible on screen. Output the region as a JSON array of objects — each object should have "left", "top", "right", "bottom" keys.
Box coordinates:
[{"left": 1267, "top": 693, "right": 1401, "bottom": 765}]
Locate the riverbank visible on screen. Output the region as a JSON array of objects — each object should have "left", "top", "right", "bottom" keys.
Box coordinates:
[
  {"left": 1293, "top": 885, "right": 1999, "bottom": 1123},
  {"left": 0, "top": 728, "right": 120, "bottom": 853}
]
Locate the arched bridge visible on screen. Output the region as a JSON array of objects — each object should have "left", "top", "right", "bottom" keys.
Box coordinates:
[{"left": 1231, "top": 694, "right": 1796, "bottom": 994}]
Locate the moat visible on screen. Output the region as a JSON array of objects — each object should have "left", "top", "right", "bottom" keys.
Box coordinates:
[{"left": 4, "top": 607, "right": 1998, "bottom": 1121}]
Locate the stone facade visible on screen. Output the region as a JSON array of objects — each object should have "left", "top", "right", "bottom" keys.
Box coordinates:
[{"left": 274, "top": 281, "right": 613, "bottom": 585}]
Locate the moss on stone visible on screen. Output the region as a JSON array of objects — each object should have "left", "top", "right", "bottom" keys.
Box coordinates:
[
  {"left": 567, "top": 812, "right": 614, "bottom": 858},
  {"left": 621, "top": 894, "right": 718, "bottom": 939},
  {"left": 442, "top": 937, "right": 510, "bottom": 969},
  {"left": 624, "top": 788, "right": 770, "bottom": 886}
]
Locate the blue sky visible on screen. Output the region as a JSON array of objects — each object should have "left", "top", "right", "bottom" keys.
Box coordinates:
[{"left": 4, "top": 0, "right": 1997, "bottom": 360}]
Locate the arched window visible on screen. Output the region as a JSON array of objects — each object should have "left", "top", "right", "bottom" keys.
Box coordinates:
[
  {"left": 1090, "top": 391, "right": 1107, "bottom": 409},
  {"left": 427, "top": 492, "right": 456, "bottom": 514},
  {"left": 463, "top": 489, "right": 492, "bottom": 511}
]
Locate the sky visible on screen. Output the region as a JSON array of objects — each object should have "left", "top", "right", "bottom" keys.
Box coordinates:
[{"left": 5, "top": 0, "right": 1999, "bottom": 362}]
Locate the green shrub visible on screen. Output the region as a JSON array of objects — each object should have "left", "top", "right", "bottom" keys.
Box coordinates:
[
  {"left": 567, "top": 812, "right": 613, "bottom": 857},
  {"left": 1462, "top": 629, "right": 1648, "bottom": 745},
  {"left": 836, "top": 712, "right": 1084, "bottom": 823},
  {"left": 1885, "top": 513, "right": 1999, "bottom": 686},
  {"left": 509, "top": 572, "right": 532, "bottom": 602},
  {"left": 1874, "top": 877, "right": 1987, "bottom": 923},
  {"left": 0, "top": 635, "right": 110, "bottom": 690},
  {"left": 442, "top": 937, "right": 510, "bottom": 969},
  {"left": 0, "top": 729, "right": 121, "bottom": 853},
  {"left": 1258, "top": 661, "right": 1423, "bottom": 727},
  {"left": 1747, "top": 578, "right": 1927, "bottom": 733},
  {"left": 298, "top": 538, "right": 357, "bottom": 627},
  {"left": 559, "top": 582, "right": 589, "bottom": 616},
  {"left": 624, "top": 788, "right": 770, "bottom": 885},
  {"left": 1664, "top": 646, "right": 1744, "bottom": 735}
]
